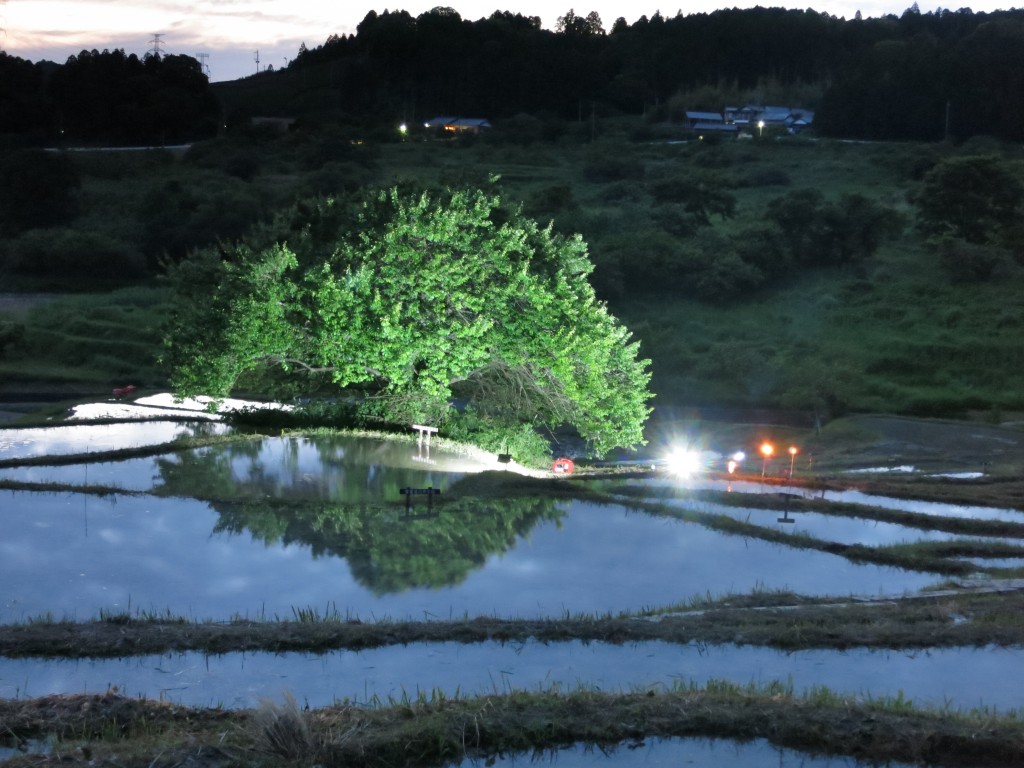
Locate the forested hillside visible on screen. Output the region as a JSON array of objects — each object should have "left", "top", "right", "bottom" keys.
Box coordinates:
[
  {"left": 218, "top": 5, "right": 1024, "bottom": 143},
  {"left": 4, "top": 5, "right": 1024, "bottom": 144}
]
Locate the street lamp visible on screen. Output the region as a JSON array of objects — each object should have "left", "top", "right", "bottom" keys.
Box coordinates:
[
  {"left": 760, "top": 442, "right": 774, "bottom": 478},
  {"left": 757, "top": 119, "right": 765, "bottom": 138},
  {"left": 788, "top": 446, "right": 798, "bottom": 482}
]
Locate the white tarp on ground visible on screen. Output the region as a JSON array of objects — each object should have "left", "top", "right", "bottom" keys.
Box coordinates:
[
  {"left": 0, "top": 393, "right": 289, "bottom": 460},
  {"left": 69, "top": 392, "right": 292, "bottom": 421}
]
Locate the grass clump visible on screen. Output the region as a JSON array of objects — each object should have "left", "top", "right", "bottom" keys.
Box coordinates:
[{"left": 252, "top": 692, "right": 320, "bottom": 761}]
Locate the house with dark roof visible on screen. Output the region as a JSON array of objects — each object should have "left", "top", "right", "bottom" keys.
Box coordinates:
[
  {"left": 685, "top": 110, "right": 724, "bottom": 127},
  {"left": 724, "top": 105, "right": 815, "bottom": 134},
  {"left": 424, "top": 116, "right": 492, "bottom": 134}
]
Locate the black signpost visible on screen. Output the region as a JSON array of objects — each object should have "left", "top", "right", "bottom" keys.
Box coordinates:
[{"left": 400, "top": 486, "right": 441, "bottom": 514}]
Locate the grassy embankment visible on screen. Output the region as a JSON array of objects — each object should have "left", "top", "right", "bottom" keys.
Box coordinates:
[
  {"left": 3, "top": 129, "right": 1024, "bottom": 421},
  {"left": 4, "top": 680, "right": 1023, "bottom": 768}
]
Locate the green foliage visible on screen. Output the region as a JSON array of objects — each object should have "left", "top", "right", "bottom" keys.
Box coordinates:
[
  {"left": 766, "top": 189, "right": 904, "bottom": 267},
  {"left": 164, "top": 186, "right": 653, "bottom": 456},
  {"left": 5, "top": 227, "right": 145, "bottom": 282},
  {"left": 649, "top": 172, "right": 737, "bottom": 225},
  {"left": 0, "top": 287, "right": 171, "bottom": 388},
  {"left": 676, "top": 230, "right": 764, "bottom": 300},
  {"left": 0, "top": 150, "right": 80, "bottom": 233},
  {"left": 524, "top": 184, "right": 576, "bottom": 218},
  {"left": 225, "top": 401, "right": 363, "bottom": 431},
  {"left": 138, "top": 175, "right": 263, "bottom": 265},
  {"left": 443, "top": 406, "right": 554, "bottom": 468},
  {"left": 915, "top": 155, "right": 1023, "bottom": 244},
  {"left": 0, "top": 321, "right": 25, "bottom": 359},
  {"left": 583, "top": 145, "right": 644, "bottom": 182},
  {"left": 936, "top": 237, "right": 1011, "bottom": 283}
]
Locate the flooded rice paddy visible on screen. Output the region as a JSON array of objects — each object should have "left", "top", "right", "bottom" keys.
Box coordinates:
[
  {"left": 638, "top": 476, "right": 1024, "bottom": 524},
  {"left": 2, "top": 412, "right": 1024, "bottom": 760},
  {"left": 459, "top": 737, "right": 917, "bottom": 768},
  {"left": 1, "top": 640, "right": 1020, "bottom": 712}
]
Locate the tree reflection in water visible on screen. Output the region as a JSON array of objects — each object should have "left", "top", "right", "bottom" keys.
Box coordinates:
[{"left": 153, "top": 436, "right": 563, "bottom": 594}]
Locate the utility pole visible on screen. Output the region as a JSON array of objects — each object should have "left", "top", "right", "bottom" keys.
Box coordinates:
[{"left": 195, "top": 52, "right": 210, "bottom": 78}]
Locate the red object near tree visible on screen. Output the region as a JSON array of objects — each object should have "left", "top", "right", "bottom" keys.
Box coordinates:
[{"left": 553, "top": 457, "right": 575, "bottom": 474}]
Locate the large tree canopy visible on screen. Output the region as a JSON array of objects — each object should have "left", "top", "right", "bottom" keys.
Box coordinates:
[{"left": 164, "top": 186, "right": 652, "bottom": 456}]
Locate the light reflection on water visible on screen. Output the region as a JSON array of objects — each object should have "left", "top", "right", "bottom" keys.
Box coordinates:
[
  {"left": 656, "top": 497, "right": 1020, "bottom": 548},
  {"left": 0, "top": 641, "right": 1018, "bottom": 713},
  {"left": 630, "top": 476, "right": 1024, "bottom": 523}
]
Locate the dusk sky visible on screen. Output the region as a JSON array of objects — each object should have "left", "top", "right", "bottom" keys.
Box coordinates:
[{"left": 2, "top": 1, "right": 1017, "bottom": 82}]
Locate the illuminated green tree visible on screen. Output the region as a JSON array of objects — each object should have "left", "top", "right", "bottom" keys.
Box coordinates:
[{"left": 163, "top": 186, "right": 652, "bottom": 456}]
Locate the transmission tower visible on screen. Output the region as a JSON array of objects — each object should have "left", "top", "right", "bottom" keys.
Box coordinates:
[
  {"left": 149, "top": 33, "right": 165, "bottom": 58},
  {"left": 254, "top": 49, "right": 260, "bottom": 74},
  {"left": 195, "top": 52, "right": 210, "bottom": 77}
]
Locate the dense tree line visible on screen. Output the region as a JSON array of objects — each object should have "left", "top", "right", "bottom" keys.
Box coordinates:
[
  {"left": 5, "top": 6, "right": 1024, "bottom": 144},
  {"left": 0, "top": 49, "right": 218, "bottom": 146},
  {"left": 259, "top": 5, "right": 1024, "bottom": 143}
]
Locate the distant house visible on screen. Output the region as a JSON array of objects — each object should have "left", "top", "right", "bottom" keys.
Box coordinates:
[
  {"left": 692, "top": 121, "right": 739, "bottom": 135},
  {"left": 684, "top": 110, "right": 724, "bottom": 128},
  {"left": 724, "top": 105, "right": 815, "bottom": 135},
  {"left": 786, "top": 109, "right": 815, "bottom": 134},
  {"left": 684, "top": 111, "right": 739, "bottom": 135},
  {"left": 424, "top": 116, "right": 492, "bottom": 134},
  {"left": 758, "top": 106, "right": 795, "bottom": 126}
]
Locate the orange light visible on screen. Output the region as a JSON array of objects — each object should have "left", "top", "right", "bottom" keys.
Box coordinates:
[
  {"left": 760, "top": 442, "right": 774, "bottom": 458},
  {"left": 788, "top": 446, "right": 798, "bottom": 456}
]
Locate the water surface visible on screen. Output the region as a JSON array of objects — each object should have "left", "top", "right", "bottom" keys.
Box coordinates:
[
  {"left": 0, "top": 492, "right": 939, "bottom": 623},
  {"left": 0, "top": 421, "right": 228, "bottom": 461},
  {"left": 1, "top": 641, "right": 1018, "bottom": 712},
  {"left": 461, "top": 737, "right": 915, "bottom": 768}
]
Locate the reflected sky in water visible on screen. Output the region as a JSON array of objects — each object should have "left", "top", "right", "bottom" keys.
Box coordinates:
[
  {"left": 459, "top": 737, "right": 914, "bottom": 768},
  {"left": 1, "top": 640, "right": 1019, "bottom": 713},
  {"left": 0, "top": 421, "right": 228, "bottom": 460},
  {"left": 656, "top": 496, "right": 1017, "bottom": 548},
  {"left": 0, "top": 457, "right": 159, "bottom": 491},
  {"left": 635, "top": 476, "right": 1024, "bottom": 523},
  {"left": 0, "top": 435, "right": 494, "bottom": 495},
  {"left": 0, "top": 492, "right": 939, "bottom": 623}
]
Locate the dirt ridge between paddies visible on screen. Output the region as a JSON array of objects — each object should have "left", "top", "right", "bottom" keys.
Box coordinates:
[
  {"left": 4, "top": 586, "right": 1024, "bottom": 658},
  {"left": 2, "top": 683, "right": 1024, "bottom": 768}
]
